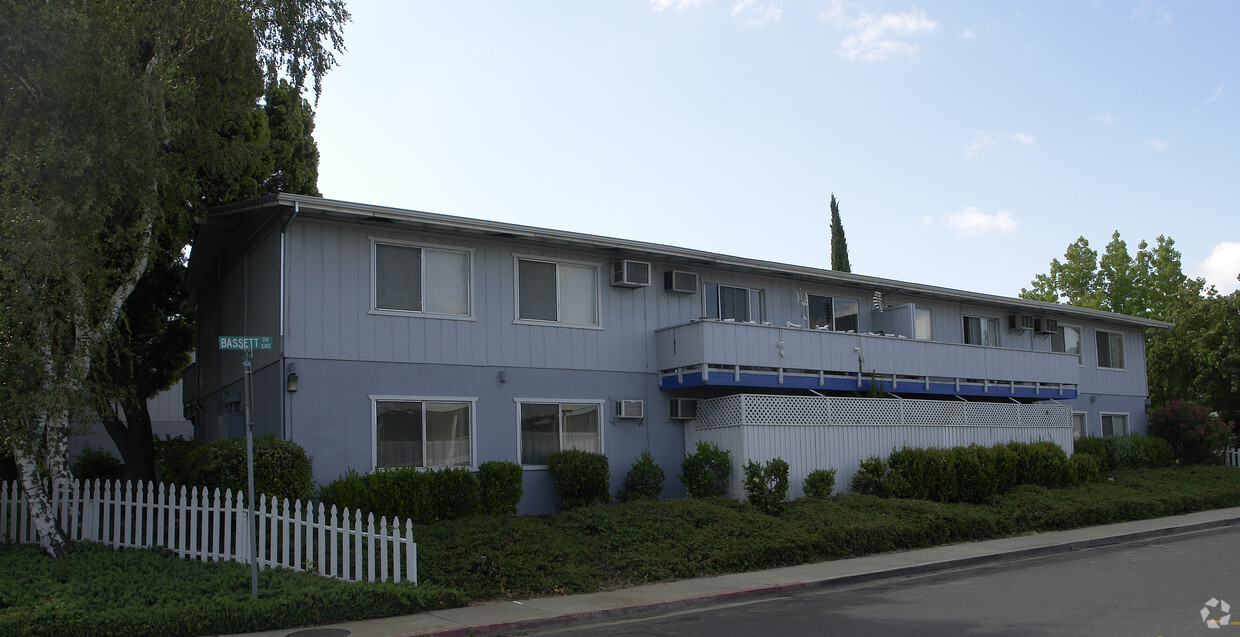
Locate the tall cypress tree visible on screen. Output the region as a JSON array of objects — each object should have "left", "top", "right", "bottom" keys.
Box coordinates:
[{"left": 830, "top": 194, "right": 851, "bottom": 272}]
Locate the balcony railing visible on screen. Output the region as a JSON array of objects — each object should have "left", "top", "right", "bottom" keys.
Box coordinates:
[{"left": 655, "top": 320, "right": 1079, "bottom": 399}]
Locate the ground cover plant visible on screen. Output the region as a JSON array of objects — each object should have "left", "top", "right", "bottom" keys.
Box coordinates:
[
  {"left": 0, "top": 542, "right": 463, "bottom": 637},
  {"left": 9, "top": 464, "right": 1240, "bottom": 634}
]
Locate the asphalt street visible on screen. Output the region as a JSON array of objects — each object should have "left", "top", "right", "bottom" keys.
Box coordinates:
[{"left": 537, "top": 526, "right": 1240, "bottom": 636}]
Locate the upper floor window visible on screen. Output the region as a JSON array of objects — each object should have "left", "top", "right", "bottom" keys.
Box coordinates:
[
  {"left": 914, "top": 307, "right": 932, "bottom": 340},
  {"left": 1052, "top": 325, "right": 1082, "bottom": 363},
  {"left": 518, "top": 401, "right": 602, "bottom": 466},
  {"left": 807, "top": 294, "right": 859, "bottom": 332},
  {"left": 963, "top": 316, "right": 1000, "bottom": 347},
  {"left": 373, "top": 398, "right": 473, "bottom": 469},
  {"left": 704, "top": 283, "right": 765, "bottom": 322},
  {"left": 1096, "top": 330, "right": 1125, "bottom": 369},
  {"left": 373, "top": 241, "right": 471, "bottom": 316},
  {"left": 516, "top": 257, "right": 599, "bottom": 325}
]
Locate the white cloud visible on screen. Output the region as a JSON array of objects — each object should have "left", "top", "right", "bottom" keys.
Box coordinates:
[
  {"left": 1131, "top": 0, "right": 1172, "bottom": 23},
  {"left": 732, "top": 0, "right": 781, "bottom": 27},
  {"left": 1011, "top": 132, "right": 1037, "bottom": 146},
  {"left": 823, "top": 5, "right": 939, "bottom": 63},
  {"left": 651, "top": 0, "right": 710, "bottom": 12},
  {"left": 959, "top": 27, "right": 976, "bottom": 39},
  {"left": 940, "top": 208, "right": 1019, "bottom": 238},
  {"left": 1194, "top": 83, "right": 1224, "bottom": 112},
  {"left": 964, "top": 132, "right": 995, "bottom": 158},
  {"left": 1199, "top": 242, "right": 1240, "bottom": 294},
  {"left": 1093, "top": 111, "right": 1120, "bottom": 126},
  {"left": 1143, "top": 136, "right": 1172, "bottom": 150}
]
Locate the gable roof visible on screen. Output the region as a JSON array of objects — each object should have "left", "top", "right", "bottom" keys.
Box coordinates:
[{"left": 188, "top": 193, "right": 1173, "bottom": 330}]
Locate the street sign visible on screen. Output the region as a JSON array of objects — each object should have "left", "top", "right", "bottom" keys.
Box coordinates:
[{"left": 218, "top": 336, "right": 272, "bottom": 350}]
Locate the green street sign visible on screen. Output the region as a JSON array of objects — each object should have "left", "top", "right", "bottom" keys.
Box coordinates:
[{"left": 219, "top": 336, "right": 272, "bottom": 350}]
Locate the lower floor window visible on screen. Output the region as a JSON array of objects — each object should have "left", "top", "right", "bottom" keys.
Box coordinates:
[
  {"left": 1072, "top": 413, "right": 1086, "bottom": 439},
  {"left": 374, "top": 399, "right": 473, "bottom": 468},
  {"left": 1101, "top": 413, "right": 1128, "bottom": 438},
  {"left": 519, "top": 401, "right": 602, "bottom": 466}
]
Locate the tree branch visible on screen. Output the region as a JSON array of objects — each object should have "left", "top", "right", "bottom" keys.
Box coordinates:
[{"left": 1, "top": 58, "right": 40, "bottom": 102}]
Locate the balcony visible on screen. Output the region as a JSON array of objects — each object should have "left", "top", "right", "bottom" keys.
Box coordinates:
[{"left": 655, "top": 320, "right": 1079, "bottom": 399}]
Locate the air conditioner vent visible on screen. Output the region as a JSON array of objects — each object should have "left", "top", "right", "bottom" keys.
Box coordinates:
[
  {"left": 664, "top": 270, "right": 699, "bottom": 294},
  {"left": 669, "top": 398, "right": 697, "bottom": 420},
  {"left": 616, "top": 400, "right": 645, "bottom": 419},
  {"left": 611, "top": 260, "right": 652, "bottom": 288},
  {"left": 1007, "top": 314, "right": 1035, "bottom": 332},
  {"left": 1035, "top": 317, "right": 1059, "bottom": 334}
]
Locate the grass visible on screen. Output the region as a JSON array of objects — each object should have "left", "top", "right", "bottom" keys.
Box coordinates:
[{"left": 4, "top": 465, "right": 1239, "bottom": 635}]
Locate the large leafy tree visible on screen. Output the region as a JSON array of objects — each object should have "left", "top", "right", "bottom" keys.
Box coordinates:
[
  {"left": 89, "top": 78, "right": 325, "bottom": 484},
  {"left": 829, "top": 194, "right": 851, "bottom": 272},
  {"left": 1020, "top": 233, "right": 1240, "bottom": 422},
  {"left": 0, "top": 0, "right": 346, "bottom": 557}
]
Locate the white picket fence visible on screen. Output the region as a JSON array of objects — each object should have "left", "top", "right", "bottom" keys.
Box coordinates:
[
  {"left": 1225, "top": 448, "right": 1240, "bottom": 468},
  {"left": 0, "top": 479, "right": 416, "bottom": 584}
]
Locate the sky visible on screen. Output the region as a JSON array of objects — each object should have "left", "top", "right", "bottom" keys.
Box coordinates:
[{"left": 311, "top": 0, "right": 1240, "bottom": 298}]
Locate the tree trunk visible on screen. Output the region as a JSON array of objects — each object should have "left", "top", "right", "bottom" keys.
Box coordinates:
[
  {"left": 11, "top": 442, "right": 69, "bottom": 558},
  {"left": 121, "top": 398, "right": 157, "bottom": 484}
]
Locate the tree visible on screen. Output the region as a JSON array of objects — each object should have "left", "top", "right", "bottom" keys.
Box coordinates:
[
  {"left": 0, "top": 0, "right": 347, "bottom": 557},
  {"left": 88, "top": 78, "right": 325, "bottom": 484},
  {"left": 829, "top": 194, "right": 851, "bottom": 272},
  {"left": 1147, "top": 286, "right": 1240, "bottom": 424}
]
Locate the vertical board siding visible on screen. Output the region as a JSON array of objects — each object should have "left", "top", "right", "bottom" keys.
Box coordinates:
[{"left": 688, "top": 395, "right": 1073, "bottom": 499}]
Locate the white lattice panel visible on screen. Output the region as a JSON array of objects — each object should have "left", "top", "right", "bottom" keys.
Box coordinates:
[
  {"left": 693, "top": 395, "right": 745, "bottom": 430},
  {"left": 1017, "top": 404, "right": 1073, "bottom": 429},
  {"left": 741, "top": 395, "right": 831, "bottom": 425},
  {"left": 964, "top": 403, "right": 1019, "bottom": 427},
  {"left": 828, "top": 398, "right": 903, "bottom": 425},
  {"left": 901, "top": 400, "right": 967, "bottom": 426}
]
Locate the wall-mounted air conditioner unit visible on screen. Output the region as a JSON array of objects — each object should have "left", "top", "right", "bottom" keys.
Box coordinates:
[
  {"left": 1007, "top": 314, "right": 1035, "bottom": 331},
  {"left": 669, "top": 398, "right": 697, "bottom": 420},
  {"left": 664, "top": 270, "right": 699, "bottom": 294},
  {"left": 616, "top": 400, "right": 645, "bottom": 419},
  {"left": 611, "top": 260, "right": 652, "bottom": 288},
  {"left": 1035, "top": 318, "right": 1059, "bottom": 334}
]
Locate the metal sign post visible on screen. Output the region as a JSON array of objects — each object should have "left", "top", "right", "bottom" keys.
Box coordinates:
[{"left": 219, "top": 336, "right": 271, "bottom": 600}]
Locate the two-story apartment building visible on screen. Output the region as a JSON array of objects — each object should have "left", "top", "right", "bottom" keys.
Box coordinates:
[{"left": 183, "top": 194, "right": 1170, "bottom": 512}]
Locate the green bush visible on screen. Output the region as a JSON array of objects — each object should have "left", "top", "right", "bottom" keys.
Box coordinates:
[
  {"left": 158, "top": 436, "right": 313, "bottom": 502},
  {"left": 546, "top": 450, "right": 610, "bottom": 510},
  {"left": 1073, "top": 437, "right": 1110, "bottom": 470},
  {"left": 478, "top": 461, "right": 523, "bottom": 515},
  {"left": 1133, "top": 436, "right": 1174, "bottom": 468},
  {"left": 1068, "top": 453, "right": 1101, "bottom": 483},
  {"left": 621, "top": 450, "right": 664, "bottom": 502},
  {"left": 801, "top": 468, "right": 837, "bottom": 499},
  {"left": 1009, "top": 441, "right": 1070, "bottom": 488},
  {"left": 72, "top": 447, "right": 125, "bottom": 483},
  {"left": 428, "top": 468, "right": 481, "bottom": 521},
  {"left": 679, "top": 441, "right": 731, "bottom": 498},
  {"left": 850, "top": 456, "right": 904, "bottom": 497},
  {"left": 1149, "top": 399, "right": 1237, "bottom": 465},
  {"left": 743, "top": 457, "right": 789, "bottom": 514}
]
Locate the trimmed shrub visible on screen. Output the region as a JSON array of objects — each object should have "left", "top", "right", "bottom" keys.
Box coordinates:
[
  {"left": 428, "top": 468, "right": 481, "bottom": 521},
  {"left": 478, "top": 461, "right": 523, "bottom": 516},
  {"left": 1133, "top": 436, "right": 1174, "bottom": 468},
  {"left": 1009, "top": 441, "right": 1070, "bottom": 488},
  {"left": 679, "top": 441, "right": 731, "bottom": 498},
  {"left": 801, "top": 468, "right": 837, "bottom": 499},
  {"left": 1073, "top": 437, "right": 1110, "bottom": 471},
  {"left": 621, "top": 451, "right": 664, "bottom": 502},
  {"left": 546, "top": 450, "right": 610, "bottom": 510},
  {"left": 1149, "top": 399, "right": 1237, "bottom": 465},
  {"left": 72, "top": 447, "right": 125, "bottom": 483},
  {"left": 850, "top": 456, "right": 904, "bottom": 497},
  {"left": 158, "top": 436, "right": 313, "bottom": 502},
  {"left": 743, "top": 457, "right": 789, "bottom": 514},
  {"left": 1068, "top": 452, "right": 1101, "bottom": 484}
]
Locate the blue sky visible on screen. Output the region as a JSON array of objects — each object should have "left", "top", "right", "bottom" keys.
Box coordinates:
[{"left": 312, "top": 1, "right": 1239, "bottom": 298}]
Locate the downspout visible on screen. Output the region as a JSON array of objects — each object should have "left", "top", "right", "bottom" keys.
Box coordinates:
[{"left": 279, "top": 202, "right": 300, "bottom": 440}]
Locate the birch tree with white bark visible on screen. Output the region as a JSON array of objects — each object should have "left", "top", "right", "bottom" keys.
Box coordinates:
[{"left": 0, "top": 0, "right": 346, "bottom": 557}]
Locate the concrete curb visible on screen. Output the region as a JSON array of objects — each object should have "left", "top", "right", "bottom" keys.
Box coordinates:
[{"left": 411, "top": 514, "right": 1240, "bottom": 636}]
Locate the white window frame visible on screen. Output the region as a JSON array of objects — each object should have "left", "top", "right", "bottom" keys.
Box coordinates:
[
  {"left": 806, "top": 293, "right": 859, "bottom": 332},
  {"left": 703, "top": 282, "right": 766, "bottom": 323},
  {"left": 1096, "top": 329, "right": 1126, "bottom": 370},
  {"left": 370, "top": 395, "right": 478, "bottom": 470},
  {"left": 1100, "top": 412, "right": 1129, "bottom": 438},
  {"left": 963, "top": 315, "right": 1001, "bottom": 347},
  {"left": 369, "top": 237, "right": 475, "bottom": 319},
  {"left": 513, "top": 255, "right": 602, "bottom": 328},
  {"left": 514, "top": 398, "right": 606, "bottom": 468},
  {"left": 1052, "top": 324, "right": 1083, "bottom": 365},
  {"left": 1071, "top": 412, "right": 1087, "bottom": 440}
]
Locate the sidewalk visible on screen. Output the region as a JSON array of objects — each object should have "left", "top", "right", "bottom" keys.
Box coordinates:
[{"left": 227, "top": 507, "right": 1240, "bottom": 637}]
